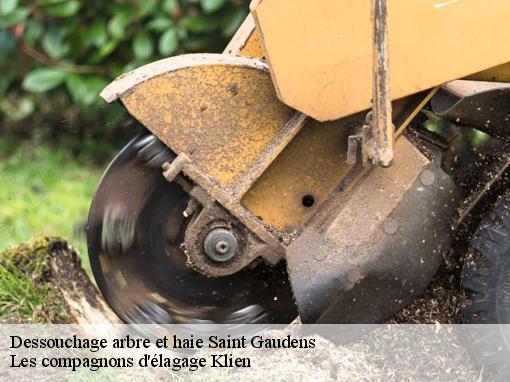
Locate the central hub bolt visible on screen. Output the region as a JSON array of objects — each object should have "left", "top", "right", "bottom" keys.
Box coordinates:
[
  {"left": 215, "top": 240, "right": 230, "bottom": 254},
  {"left": 204, "top": 228, "right": 238, "bottom": 262}
]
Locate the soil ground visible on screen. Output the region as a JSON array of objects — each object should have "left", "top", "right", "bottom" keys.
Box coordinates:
[{"left": 0, "top": 235, "right": 469, "bottom": 324}]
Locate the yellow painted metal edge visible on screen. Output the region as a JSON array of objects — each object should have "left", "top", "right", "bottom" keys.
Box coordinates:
[{"left": 100, "top": 53, "right": 268, "bottom": 103}]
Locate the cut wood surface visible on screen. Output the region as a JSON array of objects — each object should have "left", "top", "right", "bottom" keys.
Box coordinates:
[{"left": 47, "top": 240, "right": 121, "bottom": 325}]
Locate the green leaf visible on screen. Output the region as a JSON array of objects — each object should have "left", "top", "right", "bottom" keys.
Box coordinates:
[
  {"left": 66, "top": 74, "right": 107, "bottom": 106},
  {"left": 42, "top": 0, "right": 81, "bottom": 18},
  {"left": 0, "top": 7, "right": 28, "bottom": 28},
  {"left": 22, "top": 69, "right": 66, "bottom": 93},
  {"left": 182, "top": 14, "right": 220, "bottom": 33},
  {"left": 42, "top": 27, "right": 70, "bottom": 59},
  {"left": 132, "top": 32, "right": 154, "bottom": 59},
  {"left": 66, "top": 26, "right": 89, "bottom": 55},
  {"left": 200, "top": 0, "right": 225, "bottom": 14},
  {"left": 23, "top": 20, "right": 44, "bottom": 46},
  {"left": 88, "top": 39, "right": 118, "bottom": 64},
  {"left": 0, "top": 0, "right": 18, "bottom": 16},
  {"left": 158, "top": 28, "right": 178, "bottom": 56},
  {"left": 221, "top": 8, "right": 247, "bottom": 37},
  {"left": 147, "top": 17, "right": 173, "bottom": 32},
  {"left": 139, "top": 0, "right": 159, "bottom": 17},
  {"left": 87, "top": 20, "right": 107, "bottom": 47},
  {"left": 177, "top": 26, "right": 188, "bottom": 40},
  {"left": 108, "top": 10, "right": 133, "bottom": 39},
  {"left": 162, "top": 0, "right": 178, "bottom": 14}
]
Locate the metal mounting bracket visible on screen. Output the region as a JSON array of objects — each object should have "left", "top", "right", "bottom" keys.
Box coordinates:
[{"left": 347, "top": 0, "right": 395, "bottom": 168}]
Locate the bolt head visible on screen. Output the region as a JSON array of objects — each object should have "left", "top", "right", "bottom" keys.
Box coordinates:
[
  {"left": 383, "top": 218, "right": 399, "bottom": 236},
  {"left": 420, "top": 169, "right": 436, "bottom": 186},
  {"left": 204, "top": 228, "right": 238, "bottom": 262},
  {"left": 215, "top": 240, "right": 230, "bottom": 254}
]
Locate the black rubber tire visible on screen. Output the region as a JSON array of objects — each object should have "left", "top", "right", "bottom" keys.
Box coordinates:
[{"left": 462, "top": 193, "right": 510, "bottom": 378}]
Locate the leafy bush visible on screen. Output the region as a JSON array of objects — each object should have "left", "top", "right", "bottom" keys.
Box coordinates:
[{"left": 0, "top": 0, "right": 249, "bottom": 157}]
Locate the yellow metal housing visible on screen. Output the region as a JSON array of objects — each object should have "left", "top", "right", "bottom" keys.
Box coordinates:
[{"left": 252, "top": 0, "right": 510, "bottom": 121}]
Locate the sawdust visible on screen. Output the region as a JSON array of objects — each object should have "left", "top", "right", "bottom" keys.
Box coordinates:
[
  {"left": 191, "top": 328, "right": 480, "bottom": 381},
  {"left": 389, "top": 245, "right": 468, "bottom": 324},
  {"left": 0, "top": 237, "right": 487, "bottom": 381}
]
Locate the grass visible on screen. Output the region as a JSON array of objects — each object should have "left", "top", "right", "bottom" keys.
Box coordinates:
[
  {"left": 0, "top": 237, "right": 69, "bottom": 323},
  {"left": 0, "top": 136, "right": 102, "bottom": 273},
  {"left": 0, "top": 136, "right": 105, "bottom": 322}
]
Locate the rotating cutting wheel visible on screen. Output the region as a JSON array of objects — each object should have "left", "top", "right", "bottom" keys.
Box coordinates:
[{"left": 87, "top": 133, "right": 297, "bottom": 324}]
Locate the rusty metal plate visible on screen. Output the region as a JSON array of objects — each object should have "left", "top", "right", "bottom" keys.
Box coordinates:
[
  {"left": 224, "top": 15, "right": 265, "bottom": 58},
  {"left": 241, "top": 92, "right": 432, "bottom": 233},
  {"left": 252, "top": 0, "right": 510, "bottom": 121},
  {"left": 286, "top": 138, "right": 459, "bottom": 323},
  {"left": 242, "top": 116, "right": 357, "bottom": 233},
  {"left": 104, "top": 54, "right": 294, "bottom": 189},
  {"left": 101, "top": 52, "right": 434, "bottom": 239}
]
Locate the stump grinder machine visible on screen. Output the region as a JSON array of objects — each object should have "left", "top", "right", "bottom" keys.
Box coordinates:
[{"left": 87, "top": 0, "right": 510, "bottom": 326}]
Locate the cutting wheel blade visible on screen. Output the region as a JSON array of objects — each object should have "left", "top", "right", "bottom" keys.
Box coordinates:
[{"left": 87, "top": 133, "right": 297, "bottom": 324}]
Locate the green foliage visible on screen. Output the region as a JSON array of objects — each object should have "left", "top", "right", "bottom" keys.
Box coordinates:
[
  {"left": 0, "top": 0, "right": 249, "bottom": 145},
  {"left": 22, "top": 68, "right": 66, "bottom": 92},
  {"left": 159, "top": 28, "right": 179, "bottom": 55}
]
